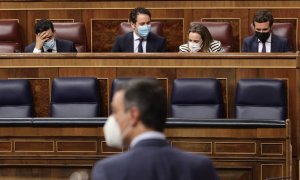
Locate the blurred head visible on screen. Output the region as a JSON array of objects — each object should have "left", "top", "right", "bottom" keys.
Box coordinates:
[
  {"left": 35, "top": 19, "right": 55, "bottom": 39},
  {"left": 252, "top": 10, "right": 273, "bottom": 43},
  {"left": 188, "top": 24, "right": 213, "bottom": 52},
  {"left": 111, "top": 78, "right": 167, "bottom": 146},
  {"left": 130, "top": 7, "right": 152, "bottom": 38}
]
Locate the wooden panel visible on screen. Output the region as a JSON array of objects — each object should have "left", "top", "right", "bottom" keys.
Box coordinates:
[
  {"left": 261, "top": 164, "right": 284, "bottom": 180},
  {"left": 0, "top": 167, "right": 91, "bottom": 180},
  {"left": 154, "top": 18, "right": 184, "bottom": 52},
  {"left": 171, "top": 141, "right": 212, "bottom": 154},
  {"left": 217, "top": 167, "right": 253, "bottom": 180},
  {"left": 14, "top": 141, "right": 54, "bottom": 152},
  {"left": 101, "top": 141, "right": 122, "bottom": 154},
  {"left": 57, "top": 141, "right": 97, "bottom": 152},
  {"left": 215, "top": 142, "right": 256, "bottom": 155},
  {"left": 98, "top": 78, "right": 109, "bottom": 117},
  {"left": 0, "top": 141, "right": 12, "bottom": 152},
  {"left": 261, "top": 143, "right": 284, "bottom": 156},
  {"left": 28, "top": 78, "right": 50, "bottom": 117},
  {"left": 91, "top": 19, "right": 127, "bottom": 52}
]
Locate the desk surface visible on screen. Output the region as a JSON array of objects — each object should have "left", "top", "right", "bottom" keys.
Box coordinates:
[{"left": 0, "top": 52, "right": 297, "bottom": 68}]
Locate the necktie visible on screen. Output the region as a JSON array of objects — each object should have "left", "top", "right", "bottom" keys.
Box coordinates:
[
  {"left": 138, "top": 38, "right": 143, "bottom": 53},
  {"left": 261, "top": 43, "right": 266, "bottom": 53}
]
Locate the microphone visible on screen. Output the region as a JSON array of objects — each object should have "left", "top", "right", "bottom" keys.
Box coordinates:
[{"left": 47, "top": 49, "right": 53, "bottom": 53}]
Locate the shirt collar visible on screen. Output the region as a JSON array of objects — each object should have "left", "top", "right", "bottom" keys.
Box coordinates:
[
  {"left": 130, "top": 131, "right": 165, "bottom": 148},
  {"left": 133, "top": 31, "right": 141, "bottom": 41}
]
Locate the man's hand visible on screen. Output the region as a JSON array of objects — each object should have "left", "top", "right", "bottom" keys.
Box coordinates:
[{"left": 34, "top": 31, "right": 50, "bottom": 50}]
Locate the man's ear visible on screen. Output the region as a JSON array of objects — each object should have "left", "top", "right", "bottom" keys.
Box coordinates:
[
  {"left": 129, "top": 106, "right": 140, "bottom": 126},
  {"left": 130, "top": 22, "right": 136, "bottom": 30}
]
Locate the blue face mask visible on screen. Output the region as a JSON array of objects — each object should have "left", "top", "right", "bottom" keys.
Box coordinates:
[
  {"left": 137, "top": 25, "right": 151, "bottom": 38},
  {"left": 44, "top": 38, "right": 55, "bottom": 50}
]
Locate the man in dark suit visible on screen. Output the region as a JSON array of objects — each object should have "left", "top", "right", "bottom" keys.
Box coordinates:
[
  {"left": 242, "top": 10, "right": 290, "bottom": 52},
  {"left": 112, "top": 7, "right": 166, "bottom": 52},
  {"left": 91, "top": 79, "right": 218, "bottom": 180},
  {"left": 25, "top": 19, "right": 77, "bottom": 53}
]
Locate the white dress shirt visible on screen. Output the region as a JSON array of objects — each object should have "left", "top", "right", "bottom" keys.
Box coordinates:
[
  {"left": 130, "top": 131, "right": 166, "bottom": 148},
  {"left": 258, "top": 33, "right": 272, "bottom": 53},
  {"left": 133, "top": 32, "right": 147, "bottom": 53}
]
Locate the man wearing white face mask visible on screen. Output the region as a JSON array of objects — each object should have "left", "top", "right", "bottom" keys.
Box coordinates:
[
  {"left": 112, "top": 7, "right": 166, "bottom": 53},
  {"left": 25, "top": 19, "right": 77, "bottom": 53},
  {"left": 91, "top": 79, "right": 218, "bottom": 180},
  {"left": 179, "top": 24, "right": 224, "bottom": 53}
]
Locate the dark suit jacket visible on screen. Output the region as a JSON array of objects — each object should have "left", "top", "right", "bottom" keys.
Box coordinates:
[
  {"left": 242, "top": 34, "right": 290, "bottom": 52},
  {"left": 92, "top": 139, "right": 218, "bottom": 180},
  {"left": 25, "top": 39, "right": 77, "bottom": 53},
  {"left": 112, "top": 32, "right": 166, "bottom": 52}
]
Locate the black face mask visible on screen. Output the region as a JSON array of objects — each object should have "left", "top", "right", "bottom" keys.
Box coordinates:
[{"left": 255, "top": 31, "right": 270, "bottom": 43}]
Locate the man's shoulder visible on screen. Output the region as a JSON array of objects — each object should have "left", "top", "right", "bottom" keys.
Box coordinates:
[
  {"left": 56, "top": 38, "right": 75, "bottom": 45},
  {"left": 272, "top": 33, "right": 288, "bottom": 43},
  {"left": 243, "top": 35, "right": 256, "bottom": 43},
  {"left": 24, "top": 42, "right": 36, "bottom": 52},
  {"left": 148, "top": 32, "right": 165, "bottom": 41},
  {"left": 116, "top": 32, "right": 133, "bottom": 40}
]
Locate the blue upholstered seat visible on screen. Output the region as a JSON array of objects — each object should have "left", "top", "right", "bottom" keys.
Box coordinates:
[
  {"left": 170, "top": 78, "right": 223, "bottom": 119},
  {"left": 50, "top": 77, "right": 100, "bottom": 117},
  {"left": 235, "top": 79, "right": 287, "bottom": 120},
  {"left": 0, "top": 79, "right": 34, "bottom": 117}
]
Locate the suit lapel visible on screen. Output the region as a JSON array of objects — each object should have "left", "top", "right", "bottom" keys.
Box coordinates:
[
  {"left": 56, "top": 39, "right": 62, "bottom": 52},
  {"left": 146, "top": 33, "right": 153, "bottom": 52},
  {"left": 271, "top": 34, "right": 277, "bottom": 52},
  {"left": 251, "top": 36, "right": 259, "bottom": 52},
  {"left": 127, "top": 32, "right": 134, "bottom": 52}
]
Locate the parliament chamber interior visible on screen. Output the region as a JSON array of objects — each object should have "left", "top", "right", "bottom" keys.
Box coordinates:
[{"left": 0, "top": 0, "right": 299, "bottom": 180}]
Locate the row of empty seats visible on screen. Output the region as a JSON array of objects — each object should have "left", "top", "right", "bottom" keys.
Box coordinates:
[
  {"left": 0, "top": 20, "right": 295, "bottom": 52},
  {"left": 0, "top": 77, "right": 287, "bottom": 120}
]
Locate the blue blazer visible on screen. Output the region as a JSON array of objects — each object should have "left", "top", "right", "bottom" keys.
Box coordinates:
[
  {"left": 92, "top": 139, "right": 218, "bottom": 180},
  {"left": 242, "top": 34, "right": 291, "bottom": 52},
  {"left": 25, "top": 39, "right": 77, "bottom": 53},
  {"left": 112, "top": 32, "right": 166, "bottom": 52}
]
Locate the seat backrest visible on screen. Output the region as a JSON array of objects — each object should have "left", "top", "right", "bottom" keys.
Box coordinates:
[
  {"left": 249, "top": 22, "right": 295, "bottom": 51},
  {"left": 171, "top": 78, "right": 223, "bottom": 119},
  {"left": 0, "top": 20, "right": 22, "bottom": 53},
  {"left": 111, "top": 77, "right": 156, "bottom": 99},
  {"left": 119, "top": 22, "right": 163, "bottom": 36},
  {"left": 235, "top": 79, "right": 287, "bottom": 120},
  {"left": 190, "top": 21, "right": 234, "bottom": 52},
  {"left": 53, "top": 22, "right": 87, "bottom": 52},
  {"left": 0, "top": 79, "right": 34, "bottom": 117},
  {"left": 111, "top": 77, "right": 133, "bottom": 101},
  {"left": 50, "top": 77, "right": 100, "bottom": 117}
]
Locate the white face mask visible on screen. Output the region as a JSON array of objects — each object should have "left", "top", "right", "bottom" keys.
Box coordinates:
[
  {"left": 103, "top": 115, "right": 133, "bottom": 149},
  {"left": 188, "top": 41, "right": 201, "bottom": 52},
  {"left": 103, "top": 115, "right": 123, "bottom": 149}
]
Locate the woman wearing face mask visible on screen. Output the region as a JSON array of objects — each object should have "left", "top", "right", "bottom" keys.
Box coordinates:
[{"left": 179, "top": 24, "right": 224, "bottom": 53}]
